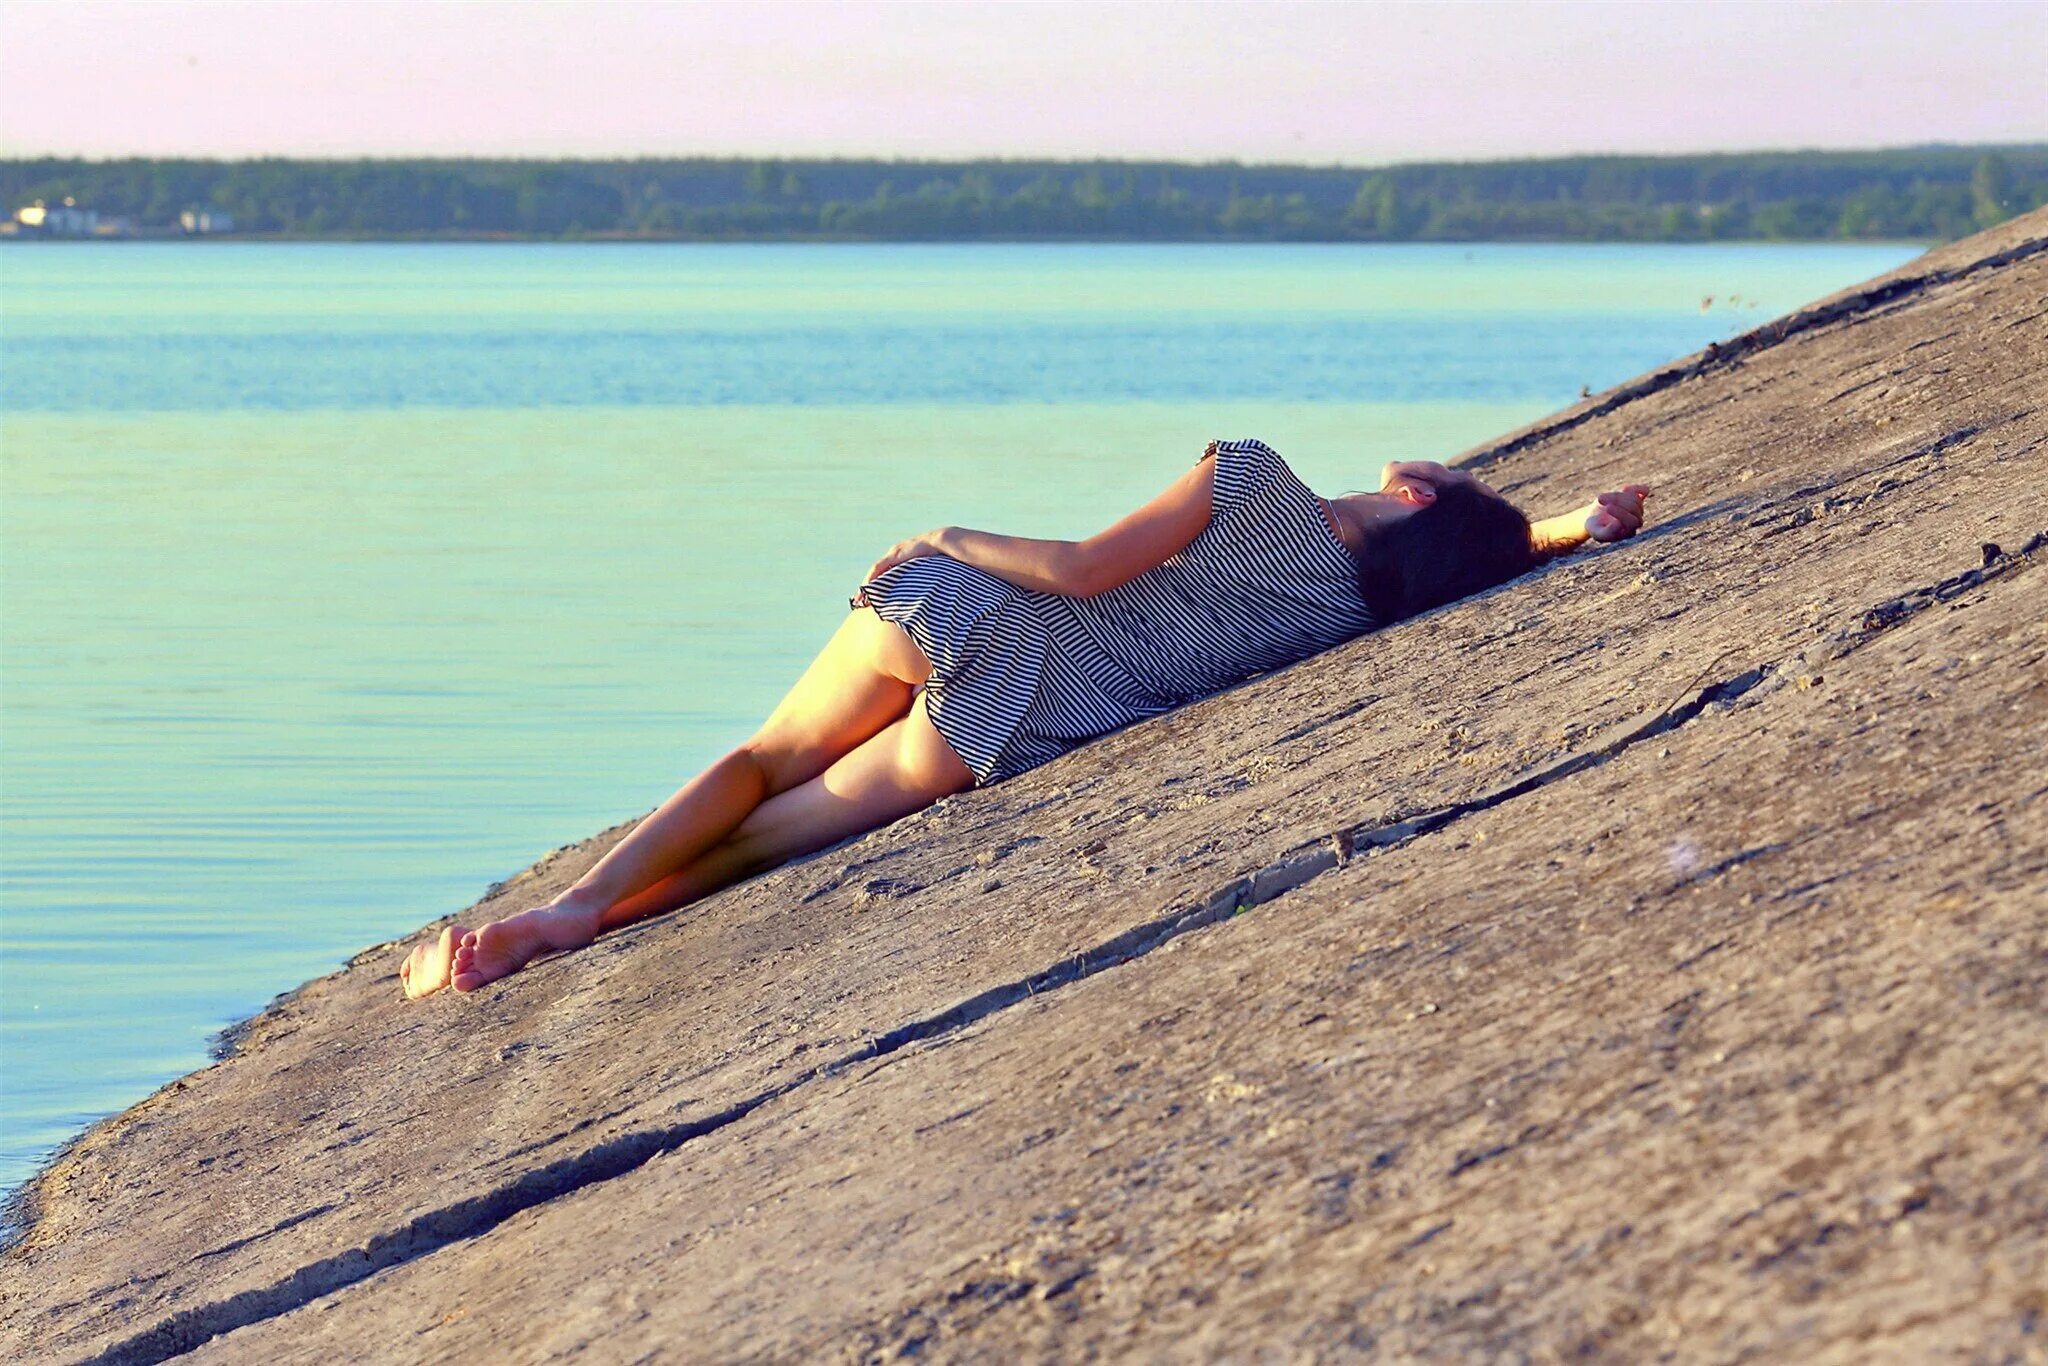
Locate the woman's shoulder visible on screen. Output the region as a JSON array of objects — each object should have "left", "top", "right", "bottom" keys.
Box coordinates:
[
  {"left": 1199, "top": 437, "right": 1298, "bottom": 517},
  {"left": 1200, "top": 436, "right": 1281, "bottom": 462}
]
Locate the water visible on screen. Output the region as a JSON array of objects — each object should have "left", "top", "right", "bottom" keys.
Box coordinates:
[{"left": 0, "top": 240, "right": 1921, "bottom": 1191}]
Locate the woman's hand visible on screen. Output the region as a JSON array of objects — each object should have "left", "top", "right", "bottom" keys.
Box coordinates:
[
  {"left": 1582, "top": 485, "right": 1651, "bottom": 542},
  {"left": 1528, "top": 483, "right": 1651, "bottom": 559},
  {"left": 861, "top": 529, "right": 951, "bottom": 588}
]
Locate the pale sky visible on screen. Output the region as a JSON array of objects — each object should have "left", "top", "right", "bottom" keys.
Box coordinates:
[{"left": 2, "top": 0, "right": 2043, "bottom": 163}]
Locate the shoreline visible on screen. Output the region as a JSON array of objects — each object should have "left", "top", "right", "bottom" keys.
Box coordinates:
[
  {"left": 0, "top": 238, "right": 1931, "bottom": 1216},
  {"left": 0, "top": 838, "right": 571, "bottom": 1251},
  {"left": 7, "top": 210, "right": 2045, "bottom": 1359},
  {"left": 0, "top": 229, "right": 1985, "bottom": 1227},
  {"left": 0, "top": 231, "right": 1945, "bottom": 246}
]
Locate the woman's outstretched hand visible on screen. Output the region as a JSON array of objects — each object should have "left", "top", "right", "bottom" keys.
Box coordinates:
[
  {"left": 1529, "top": 484, "right": 1651, "bottom": 559},
  {"left": 1583, "top": 485, "right": 1652, "bottom": 542}
]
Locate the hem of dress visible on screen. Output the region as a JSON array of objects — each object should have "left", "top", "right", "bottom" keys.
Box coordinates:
[{"left": 857, "top": 599, "right": 1002, "bottom": 788}]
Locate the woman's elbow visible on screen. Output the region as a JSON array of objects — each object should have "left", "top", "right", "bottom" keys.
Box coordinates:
[{"left": 1060, "top": 544, "right": 1119, "bottom": 597}]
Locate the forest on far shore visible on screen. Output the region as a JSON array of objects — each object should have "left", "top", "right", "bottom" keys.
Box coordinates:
[{"left": 5, "top": 145, "right": 2043, "bottom": 243}]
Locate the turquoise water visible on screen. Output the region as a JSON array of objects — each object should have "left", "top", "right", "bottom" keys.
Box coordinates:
[{"left": 0, "top": 241, "right": 1920, "bottom": 1192}]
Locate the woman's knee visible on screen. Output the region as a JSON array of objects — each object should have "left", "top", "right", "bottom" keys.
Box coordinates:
[{"left": 732, "top": 737, "right": 821, "bottom": 799}]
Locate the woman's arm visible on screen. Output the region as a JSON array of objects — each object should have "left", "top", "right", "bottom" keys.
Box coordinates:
[
  {"left": 862, "top": 454, "right": 1218, "bottom": 597},
  {"left": 1530, "top": 485, "right": 1651, "bottom": 560}
]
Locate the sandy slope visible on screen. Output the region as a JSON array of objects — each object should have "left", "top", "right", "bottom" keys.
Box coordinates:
[{"left": 5, "top": 208, "right": 2045, "bottom": 1364}]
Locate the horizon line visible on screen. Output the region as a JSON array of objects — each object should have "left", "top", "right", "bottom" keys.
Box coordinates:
[{"left": 7, "top": 139, "right": 2047, "bottom": 170}]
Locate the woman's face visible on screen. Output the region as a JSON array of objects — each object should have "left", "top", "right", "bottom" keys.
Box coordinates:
[
  {"left": 1339, "top": 460, "right": 1495, "bottom": 534},
  {"left": 1377, "top": 460, "right": 1492, "bottom": 508}
]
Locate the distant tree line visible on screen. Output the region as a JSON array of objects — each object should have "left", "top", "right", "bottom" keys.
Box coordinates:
[{"left": 5, "top": 147, "right": 2043, "bottom": 243}]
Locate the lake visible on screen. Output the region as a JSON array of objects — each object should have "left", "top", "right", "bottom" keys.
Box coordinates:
[{"left": 0, "top": 239, "right": 1922, "bottom": 1194}]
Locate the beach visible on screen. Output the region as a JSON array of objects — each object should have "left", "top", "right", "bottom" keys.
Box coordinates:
[
  {"left": 4, "top": 210, "right": 2043, "bottom": 1360},
  {"left": 0, "top": 239, "right": 1916, "bottom": 1194}
]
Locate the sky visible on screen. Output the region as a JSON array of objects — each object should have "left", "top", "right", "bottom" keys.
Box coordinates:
[{"left": 2, "top": 0, "right": 2044, "bottom": 164}]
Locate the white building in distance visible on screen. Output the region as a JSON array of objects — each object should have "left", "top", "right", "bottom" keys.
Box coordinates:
[
  {"left": 180, "top": 207, "right": 236, "bottom": 235},
  {"left": 15, "top": 198, "right": 99, "bottom": 235}
]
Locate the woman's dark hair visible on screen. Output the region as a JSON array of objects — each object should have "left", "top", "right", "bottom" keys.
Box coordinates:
[{"left": 1351, "top": 483, "right": 1539, "bottom": 625}]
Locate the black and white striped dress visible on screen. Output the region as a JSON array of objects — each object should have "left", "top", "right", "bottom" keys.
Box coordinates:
[{"left": 857, "top": 439, "right": 1377, "bottom": 785}]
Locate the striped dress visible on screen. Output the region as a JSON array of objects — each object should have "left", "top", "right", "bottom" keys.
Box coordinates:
[{"left": 857, "top": 439, "right": 1377, "bottom": 785}]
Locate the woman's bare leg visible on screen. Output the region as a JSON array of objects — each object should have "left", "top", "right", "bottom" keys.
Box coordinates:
[
  {"left": 591, "top": 692, "right": 972, "bottom": 930},
  {"left": 408, "top": 609, "right": 948, "bottom": 996},
  {"left": 448, "top": 695, "right": 970, "bottom": 991},
  {"left": 568, "top": 609, "right": 930, "bottom": 896}
]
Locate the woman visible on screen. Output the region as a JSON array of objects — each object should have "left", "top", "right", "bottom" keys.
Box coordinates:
[{"left": 400, "top": 439, "right": 1648, "bottom": 999}]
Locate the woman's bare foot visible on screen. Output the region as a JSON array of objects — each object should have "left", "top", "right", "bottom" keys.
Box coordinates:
[
  {"left": 399, "top": 925, "right": 470, "bottom": 1000},
  {"left": 450, "top": 896, "right": 605, "bottom": 993}
]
